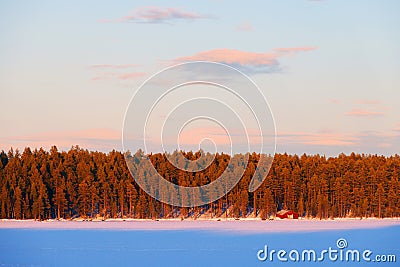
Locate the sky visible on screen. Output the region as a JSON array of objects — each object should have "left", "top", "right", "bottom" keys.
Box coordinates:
[{"left": 0, "top": 0, "right": 399, "bottom": 157}]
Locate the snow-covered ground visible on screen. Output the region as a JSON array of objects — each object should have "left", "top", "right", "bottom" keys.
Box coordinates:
[
  {"left": 1, "top": 218, "right": 399, "bottom": 232},
  {"left": 1, "top": 218, "right": 399, "bottom": 267}
]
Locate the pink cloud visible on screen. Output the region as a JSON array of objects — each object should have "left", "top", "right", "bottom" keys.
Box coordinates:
[
  {"left": 100, "top": 7, "right": 213, "bottom": 24},
  {"left": 117, "top": 72, "right": 146, "bottom": 80},
  {"left": 273, "top": 47, "right": 317, "bottom": 53},
  {"left": 345, "top": 108, "right": 384, "bottom": 117},
  {"left": 236, "top": 22, "right": 253, "bottom": 32},
  {"left": 176, "top": 49, "right": 278, "bottom": 66},
  {"left": 173, "top": 47, "right": 317, "bottom": 74}
]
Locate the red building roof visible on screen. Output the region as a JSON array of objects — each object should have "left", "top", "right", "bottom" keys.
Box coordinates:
[{"left": 276, "top": 210, "right": 299, "bottom": 219}]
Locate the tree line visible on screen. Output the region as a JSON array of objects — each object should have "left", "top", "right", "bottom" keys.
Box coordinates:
[{"left": 0, "top": 146, "right": 399, "bottom": 220}]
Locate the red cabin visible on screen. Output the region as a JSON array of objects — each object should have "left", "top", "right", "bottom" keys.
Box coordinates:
[{"left": 276, "top": 210, "right": 299, "bottom": 219}]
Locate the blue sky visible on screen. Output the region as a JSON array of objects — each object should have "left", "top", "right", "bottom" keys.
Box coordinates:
[{"left": 1, "top": 0, "right": 399, "bottom": 156}]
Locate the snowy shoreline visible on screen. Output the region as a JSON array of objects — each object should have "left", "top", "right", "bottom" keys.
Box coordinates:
[{"left": 1, "top": 218, "right": 399, "bottom": 232}]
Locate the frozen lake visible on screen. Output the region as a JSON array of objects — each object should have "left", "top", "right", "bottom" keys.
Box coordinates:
[{"left": 1, "top": 219, "right": 399, "bottom": 266}]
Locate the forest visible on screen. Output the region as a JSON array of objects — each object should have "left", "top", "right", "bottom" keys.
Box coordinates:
[{"left": 0, "top": 146, "right": 399, "bottom": 220}]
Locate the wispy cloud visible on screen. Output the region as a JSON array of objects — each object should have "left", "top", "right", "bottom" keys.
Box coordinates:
[
  {"left": 277, "top": 130, "right": 400, "bottom": 156},
  {"left": 345, "top": 108, "right": 384, "bottom": 117},
  {"left": 174, "top": 127, "right": 263, "bottom": 146},
  {"left": 173, "top": 47, "right": 317, "bottom": 74},
  {"left": 99, "top": 6, "right": 213, "bottom": 24},
  {"left": 88, "top": 64, "right": 145, "bottom": 81},
  {"left": 236, "top": 21, "right": 253, "bottom": 32},
  {"left": 91, "top": 72, "right": 146, "bottom": 81},
  {"left": 273, "top": 47, "right": 317, "bottom": 53},
  {"left": 329, "top": 99, "right": 341, "bottom": 104},
  {"left": 0, "top": 128, "right": 121, "bottom": 152},
  {"left": 3, "top": 128, "right": 398, "bottom": 156},
  {"left": 356, "top": 99, "right": 381, "bottom": 105},
  {"left": 278, "top": 131, "right": 357, "bottom": 146},
  {"left": 117, "top": 72, "right": 146, "bottom": 80},
  {"left": 176, "top": 49, "right": 278, "bottom": 66},
  {"left": 88, "top": 64, "right": 140, "bottom": 69}
]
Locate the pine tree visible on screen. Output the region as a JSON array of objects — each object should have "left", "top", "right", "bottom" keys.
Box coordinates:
[
  {"left": 78, "top": 181, "right": 90, "bottom": 218},
  {"left": 375, "top": 183, "right": 385, "bottom": 218},
  {"left": 239, "top": 190, "right": 248, "bottom": 217},
  {"left": 14, "top": 186, "right": 23, "bottom": 219}
]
